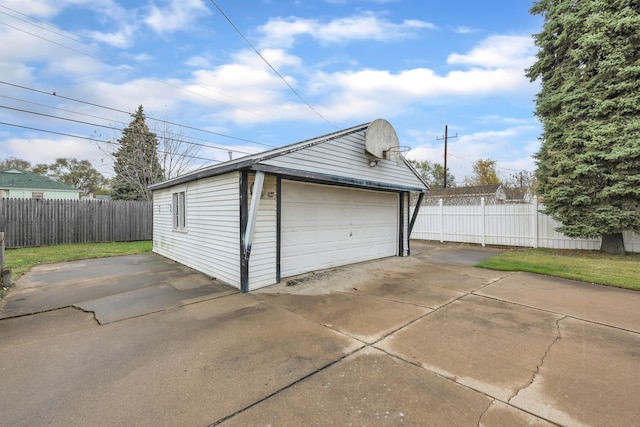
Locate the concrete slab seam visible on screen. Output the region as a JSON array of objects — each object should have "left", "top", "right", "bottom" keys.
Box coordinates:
[
  {"left": 207, "top": 345, "right": 365, "bottom": 426},
  {"left": 373, "top": 346, "right": 561, "bottom": 427},
  {"left": 257, "top": 291, "right": 435, "bottom": 347},
  {"left": 344, "top": 289, "right": 438, "bottom": 310},
  {"left": 471, "top": 272, "right": 518, "bottom": 293},
  {"left": 0, "top": 304, "right": 99, "bottom": 323},
  {"left": 176, "top": 290, "right": 242, "bottom": 308},
  {"left": 88, "top": 307, "right": 169, "bottom": 325},
  {"left": 471, "top": 292, "right": 640, "bottom": 335}
]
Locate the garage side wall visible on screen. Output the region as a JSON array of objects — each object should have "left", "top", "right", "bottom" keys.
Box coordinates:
[{"left": 153, "top": 172, "right": 241, "bottom": 289}]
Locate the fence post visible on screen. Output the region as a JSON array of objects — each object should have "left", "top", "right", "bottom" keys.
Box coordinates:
[
  {"left": 532, "top": 196, "right": 539, "bottom": 248},
  {"left": 0, "top": 232, "right": 4, "bottom": 269},
  {"left": 439, "top": 198, "right": 444, "bottom": 243},
  {"left": 480, "top": 197, "right": 486, "bottom": 247},
  {"left": 0, "top": 231, "right": 11, "bottom": 287}
]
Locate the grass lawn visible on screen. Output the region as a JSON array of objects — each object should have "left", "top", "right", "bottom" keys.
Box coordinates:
[
  {"left": 476, "top": 248, "right": 640, "bottom": 291},
  {"left": 3, "top": 241, "right": 152, "bottom": 286}
]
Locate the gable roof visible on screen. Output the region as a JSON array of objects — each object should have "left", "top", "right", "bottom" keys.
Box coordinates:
[
  {"left": 150, "top": 121, "right": 429, "bottom": 193},
  {"left": 0, "top": 168, "right": 79, "bottom": 192}
]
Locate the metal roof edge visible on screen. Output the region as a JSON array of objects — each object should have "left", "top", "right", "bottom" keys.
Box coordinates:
[
  {"left": 252, "top": 164, "right": 428, "bottom": 193},
  {"left": 149, "top": 158, "right": 253, "bottom": 190}
]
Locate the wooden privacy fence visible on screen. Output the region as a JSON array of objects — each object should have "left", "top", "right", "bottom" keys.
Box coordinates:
[
  {"left": 411, "top": 196, "right": 640, "bottom": 253},
  {"left": 0, "top": 198, "right": 152, "bottom": 248}
]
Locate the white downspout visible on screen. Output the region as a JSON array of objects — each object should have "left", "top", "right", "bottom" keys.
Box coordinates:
[{"left": 244, "top": 171, "right": 265, "bottom": 257}]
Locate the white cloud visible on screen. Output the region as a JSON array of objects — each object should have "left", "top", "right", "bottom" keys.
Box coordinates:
[
  {"left": 122, "top": 52, "right": 154, "bottom": 62},
  {"left": 3, "top": 137, "right": 109, "bottom": 173},
  {"left": 258, "top": 12, "right": 436, "bottom": 48},
  {"left": 0, "top": 23, "right": 81, "bottom": 63},
  {"left": 185, "top": 55, "right": 211, "bottom": 68},
  {"left": 406, "top": 125, "right": 539, "bottom": 184},
  {"left": 308, "top": 64, "right": 529, "bottom": 124},
  {"left": 447, "top": 35, "right": 536, "bottom": 69},
  {"left": 144, "top": 0, "right": 209, "bottom": 33},
  {"left": 452, "top": 26, "right": 478, "bottom": 34},
  {"left": 160, "top": 32, "right": 537, "bottom": 127},
  {"left": 78, "top": 79, "right": 185, "bottom": 114},
  {"left": 1, "top": 0, "right": 62, "bottom": 18},
  {"left": 330, "top": 67, "right": 521, "bottom": 96},
  {"left": 46, "top": 56, "right": 108, "bottom": 78},
  {"left": 0, "top": 63, "right": 36, "bottom": 86},
  {"left": 88, "top": 25, "right": 137, "bottom": 48},
  {"left": 180, "top": 48, "right": 305, "bottom": 120}
]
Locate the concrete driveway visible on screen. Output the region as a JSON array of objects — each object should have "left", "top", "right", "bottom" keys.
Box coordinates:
[{"left": 1, "top": 241, "right": 639, "bottom": 426}]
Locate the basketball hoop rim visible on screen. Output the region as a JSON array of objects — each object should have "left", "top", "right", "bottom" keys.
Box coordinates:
[{"left": 383, "top": 146, "right": 411, "bottom": 160}]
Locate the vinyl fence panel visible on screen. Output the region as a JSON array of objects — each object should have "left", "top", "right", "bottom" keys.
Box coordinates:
[{"left": 411, "top": 197, "right": 640, "bottom": 253}]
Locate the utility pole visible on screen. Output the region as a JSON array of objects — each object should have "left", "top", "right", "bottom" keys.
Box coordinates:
[{"left": 436, "top": 125, "right": 458, "bottom": 188}]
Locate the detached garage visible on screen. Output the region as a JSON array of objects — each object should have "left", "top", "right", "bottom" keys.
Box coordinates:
[{"left": 150, "top": 119, "right": 429, "bottom": 292}]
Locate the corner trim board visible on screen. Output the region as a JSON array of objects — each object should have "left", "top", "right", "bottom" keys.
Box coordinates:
[
  {"left": 276, "top": 176, "right": 282, "bottom": 283},
  {"left": 239, "top": 170, "right": 249, "bottom": 292}
]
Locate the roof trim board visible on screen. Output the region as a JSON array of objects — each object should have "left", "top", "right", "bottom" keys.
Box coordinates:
[{"left": 252, "top": 164, "right": 427, "bottom": 193}]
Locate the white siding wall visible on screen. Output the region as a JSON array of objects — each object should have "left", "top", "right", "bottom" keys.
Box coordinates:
[
  {"left": 247, "top": 173, "right": 278, "bottom": 290},
  {"left": 153, "top": 172, "right": 241, "bottom": 288},
  {"left": 260, "top": 131, "right": 424, "bottom": 190},
  {"left": 411, "top": 198, "right": 640, "bottom": 253}
]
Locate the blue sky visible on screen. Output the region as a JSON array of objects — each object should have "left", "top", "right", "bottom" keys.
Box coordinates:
[{"left": 0, "top": 0, "right": 542, "bottom": 184}]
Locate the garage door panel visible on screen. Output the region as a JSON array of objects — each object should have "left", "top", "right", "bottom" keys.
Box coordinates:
[{"left": 281, "top": 181, "right": 398, "bottom": 277}]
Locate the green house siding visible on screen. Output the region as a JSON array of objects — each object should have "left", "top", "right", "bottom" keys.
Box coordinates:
[{"left": 0, "top": 168, "right": 81, "bottom": 199}]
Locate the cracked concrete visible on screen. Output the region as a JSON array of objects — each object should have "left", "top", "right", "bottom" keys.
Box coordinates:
[
  {"left": 509, "top": 315, "right": 566, "bottom": 402},
  {"left": 1, "top": 241, "right": 639, "bottom": 426}
]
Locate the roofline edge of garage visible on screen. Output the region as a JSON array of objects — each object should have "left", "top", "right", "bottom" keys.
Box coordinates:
[{"left": 251, "top": 164, "right": 428, "bottom": 194}]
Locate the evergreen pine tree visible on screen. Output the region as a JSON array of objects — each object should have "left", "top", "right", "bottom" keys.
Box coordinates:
[
  {"left": 112, "top": 105, "right": 164, "bottom": 201},
  {"left": 526, "top": 0, "right": 640, "bottom": 254}
]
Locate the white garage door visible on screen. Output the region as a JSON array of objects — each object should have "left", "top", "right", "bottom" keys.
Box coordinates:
[{"left": 281, "top": 181, "right": 398, "bottom": 277}]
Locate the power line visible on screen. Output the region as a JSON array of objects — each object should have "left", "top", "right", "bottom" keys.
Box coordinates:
[
  {"left": 0, "top": 121, "right": 224, "bottom": 164},
  {"left": 0, "top": 20, "right": 97, "bottom": 57},
  {"left": 0, "top": 99, "right": 259, "bottom": 155},
  {"left": 2, "top": 5, "right": 332, "bottom": 144},
  {"left": 0, "top": 14, "right": 274, "bottom": 121},
  {"left": 0, "top": 6, "right": 92, "bottom": 47},
  {"left": 0, "top": 94, "right": 125, "bottom": 125},
  {"left": 0, "top": 80, "right": 275, "bottom": 147},
  {"left": 0, "top": 105, "right": 257, "bottom": 156},
  {"left": 208, "top": 0, "right": 335, "bottom": 128}
]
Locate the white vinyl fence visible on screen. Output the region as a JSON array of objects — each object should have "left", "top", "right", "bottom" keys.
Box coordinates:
[{"left": 411, "top": 196, "right": 640, "bottom": 253}]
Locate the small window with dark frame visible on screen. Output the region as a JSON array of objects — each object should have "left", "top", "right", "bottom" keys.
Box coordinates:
[
  {"left": 172, "top": 191, "right": 186, "bottom": 230},
  {"left": 32, "top": 191, "right": 44, "bottom": 198}
]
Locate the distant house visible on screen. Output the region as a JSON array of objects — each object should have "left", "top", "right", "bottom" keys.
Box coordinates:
[
  {"left": 423, "top": 184, "right": 532, "bottom": 205},
  {"left": 0, "top": 168, "right": 81, "bottom": 199}
]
